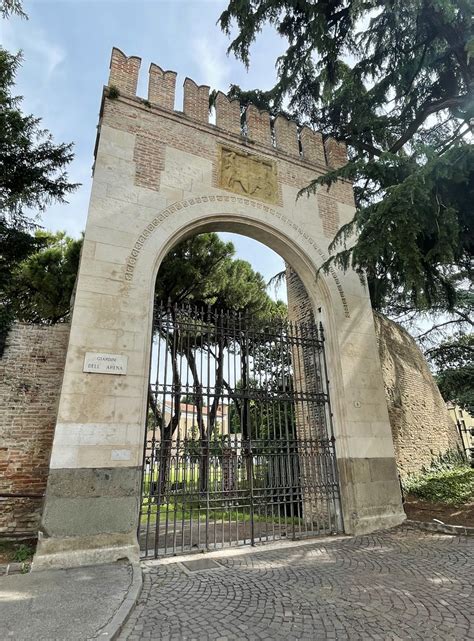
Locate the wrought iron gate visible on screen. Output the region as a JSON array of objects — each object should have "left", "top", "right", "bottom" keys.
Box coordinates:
[{"left": 139, "top": 303, "right": 343, "bottom": 558}]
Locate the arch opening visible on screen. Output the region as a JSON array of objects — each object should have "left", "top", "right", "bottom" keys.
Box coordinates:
[{"left": 139, "top": 224, "right": 344, "bottom": 558}]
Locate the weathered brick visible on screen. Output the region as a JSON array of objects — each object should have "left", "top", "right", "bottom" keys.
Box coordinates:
[
  {"left": 215, "top": 91, "right": 241, "bottom": 136},
  {"left": 324, "top": 137, "right": 347, "bottom": 169},
  {"left": 274, "top": 115, "right": 299, "bottom": 156},
  {"left": 183, "top": 78, "right": 209, "bottom": 124},
  {"left": 300, "top": 127, "right": 325, "bottom": 166},
  {"left": 246, "top": 105, "right": 271, "bottom": 146},
  {"left": 148, "top": 64, "right": 177, "bottom": 111},
  {"left": 374, "top": 313, "right": 462, "bottom": 478},
  {"left": 286, "top": 275, "right": 463, "bottom": 478},
  {"left": 109, "top": 47, "right": 141, "bottom": 97},
  {"left": 0, "top": 323, "right": 69, "bottom": 536}
]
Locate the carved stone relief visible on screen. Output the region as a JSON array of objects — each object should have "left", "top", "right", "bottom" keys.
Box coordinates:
[{"left": 218, "top": 145, "right": 278, "bottom": 204}]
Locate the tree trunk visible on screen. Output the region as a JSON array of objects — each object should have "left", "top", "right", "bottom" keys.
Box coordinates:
[{"left": 149, "top": 325, "right": 181, "bottom": 504}]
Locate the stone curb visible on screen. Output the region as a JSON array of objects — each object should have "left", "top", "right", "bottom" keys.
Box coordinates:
[
  {"left": 94, "top": 562, "right": 143, "bottom": 640},
  {"left": 405, "top": 519, "right": 474, "bottom": 537}
]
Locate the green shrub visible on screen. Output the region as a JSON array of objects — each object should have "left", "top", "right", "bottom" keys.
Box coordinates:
[
  {"left": 421, "top": 449, "right": 467, "bottom": 474},
  {"left": 13, "top": 543, "right": 34, "bottom": 563},
  {"left": 108, "top": 85, "right": 120, "bottom": 100},
  {"left": 404, "top": 467, "right": 474, "bottom": 506}
]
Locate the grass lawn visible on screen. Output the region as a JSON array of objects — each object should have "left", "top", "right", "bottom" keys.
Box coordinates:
[
  {"left": 140, "top": 502, "right": 302, "bottom": 527},
  {"left": 140, "top": 464, "right": 314, "bottom": 527}
]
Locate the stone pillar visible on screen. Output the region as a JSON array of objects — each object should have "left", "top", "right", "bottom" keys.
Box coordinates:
[
  {"left": 286, "top": 267, "right": 334, "bottom": 530},
  {"left": 286, "top": 268, "right": 404, "bottom": 535}
]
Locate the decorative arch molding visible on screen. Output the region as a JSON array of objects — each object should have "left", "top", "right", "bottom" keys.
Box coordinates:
[
  {"left": 32, "top": 50, "right": 406, "bottom": 572},
  {"left": 124, "top": 194, "right": 350, "bottom": 318}
]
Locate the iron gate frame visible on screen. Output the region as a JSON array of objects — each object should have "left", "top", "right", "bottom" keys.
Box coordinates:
[{"left": 139, "top": 303, "right": 343, "bottom": 558}]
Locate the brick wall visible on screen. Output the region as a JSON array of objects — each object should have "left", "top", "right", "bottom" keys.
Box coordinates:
[
  {"left": 374, "top": 313, "right": 462, "bottom": 478},
  {"left": 100, "top": 49, "right": 356, "bottom": 232},
  {"left": 286, "top": 267, "right": 331, "bottom": 523},
  {"left": 148, "top": 63, "right": 177, "bottom": 110},
  {"left": 286, "top": 272, "right": 462, "bottom": 478},
  {"left": 109, "top": 47, "right": 141, "bottom": 97},
  {"left": 286, "top": 267, "right": 328, "bottom": 439},
  {"left": 0, "top": 323, "right": 69, "bottom": 537}
]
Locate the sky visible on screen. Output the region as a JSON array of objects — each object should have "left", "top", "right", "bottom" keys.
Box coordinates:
[{"left": 2, "top": 0, "right": 288, "bottom": 298}]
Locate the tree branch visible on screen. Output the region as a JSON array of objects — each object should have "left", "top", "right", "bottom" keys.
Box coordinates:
[
  {"left": 389, "top": 95, "right": 467, "bottom": 154},
  {"left": 415, "top": 318, "right": 463, "bottom": 340}
]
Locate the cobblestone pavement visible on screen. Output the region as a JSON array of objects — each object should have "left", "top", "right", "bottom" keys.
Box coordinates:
[{"left": 120, "top": 528, "right": 473, "bottom": 640}]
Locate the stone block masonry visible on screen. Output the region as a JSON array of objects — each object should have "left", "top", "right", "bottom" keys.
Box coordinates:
[
  {"left": 33, "top": 46, "right": 406, "bottom": 568},
  {"left": 0, "top": 323, "right": 70, "bottom": 537}
]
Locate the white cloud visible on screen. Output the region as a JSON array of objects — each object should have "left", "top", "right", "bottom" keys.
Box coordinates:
[
  {"left": 192, "top": 36, "right": 230, "bottom": 90},
  {"left": 2, "top": 19, "right": 66, "bottom": 80},
  {"left": 34, "top": 37, "right": 65, "bottom": 77}
]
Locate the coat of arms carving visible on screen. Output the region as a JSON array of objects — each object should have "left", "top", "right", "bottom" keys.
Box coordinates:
[{"left": 218, "top": 145, "right": 278, "bottom": 204}]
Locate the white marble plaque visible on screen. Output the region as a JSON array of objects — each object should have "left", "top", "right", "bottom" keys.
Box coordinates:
[
  {"left": 111, "top": 449, "right": 131, "bottom": 461},
  {"left": 83, "top": 352, "right": 128, "bottom": 375}
]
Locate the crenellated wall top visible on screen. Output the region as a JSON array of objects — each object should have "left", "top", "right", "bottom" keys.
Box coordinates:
[{"left": 107, "top": 47, "right": 347, "bottom": 170}]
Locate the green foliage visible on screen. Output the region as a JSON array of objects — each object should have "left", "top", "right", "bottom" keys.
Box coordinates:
[
  {"left": 108, "top": 85, "right": 120, "bottom": 100},
  {"left": 155, "top": 232, "right": 285, "bottom": 317},
  {"left": 0, "top": 0, "right": 26, "bottom": 18},
  {"left": 13, "top": 543, "right": 34, "bottom": 563},
  {"left": 0, "top": 539, "right": 34, "bottom": 565},
  {"left": 180, "top": 394, "right": 200, "bottom": 405},
  {"left": 322, "top": 145, "right": 473, "bottom": 312},
  {"left": 6, "top": 230, "right": 82, "bottom": 324},
  {"left": 219, "top": 0, "right": 473, "bottom": 315},
  {"left": 0, "top": 10, "right": 77, "bottom": 344},
  {"left": 180, "top": 433, "right": 232, "bottom": 462},
  {"left": 430, "top": 333, "right": 474, "bottom": 413},
  {"left": 0, "top": 47, "right": 78, "bottom": 229},
  {"left": 423, "top": 448, "right": 468, "bottom": 473},
  {"left": 0, "top": 222, "right": 42, "bottom": 351},
  {"left": 404, "top": 466, "right": 474, "bottom": 506},
  {"left": 151, "top": 233, "right": 287, "bottom": 452},
  {"left": 155, "top": 233, "right": 234, "bottom": 305}
]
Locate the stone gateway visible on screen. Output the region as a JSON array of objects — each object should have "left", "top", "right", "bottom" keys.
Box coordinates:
[{"left": 33, "top": 48, "right": 406, "bottom": 569}]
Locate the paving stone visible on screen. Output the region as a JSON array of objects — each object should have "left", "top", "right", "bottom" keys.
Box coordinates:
[
  {"left": 119, "top": 528, "right": 473, "bottom": 640},
  {"left": 181, "top": 558, "right": 222, "bottom": 572}
]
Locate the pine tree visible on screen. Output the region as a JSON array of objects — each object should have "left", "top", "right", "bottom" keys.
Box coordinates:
[
  {"left": 0, "top": 3, "right": 78, "bottom": 347},
  {"left": 6, "top": 231, "right": 82, "bottom": 324},
  {"left": 219, "top": 0, "right": 473, "bottom": 314}
]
